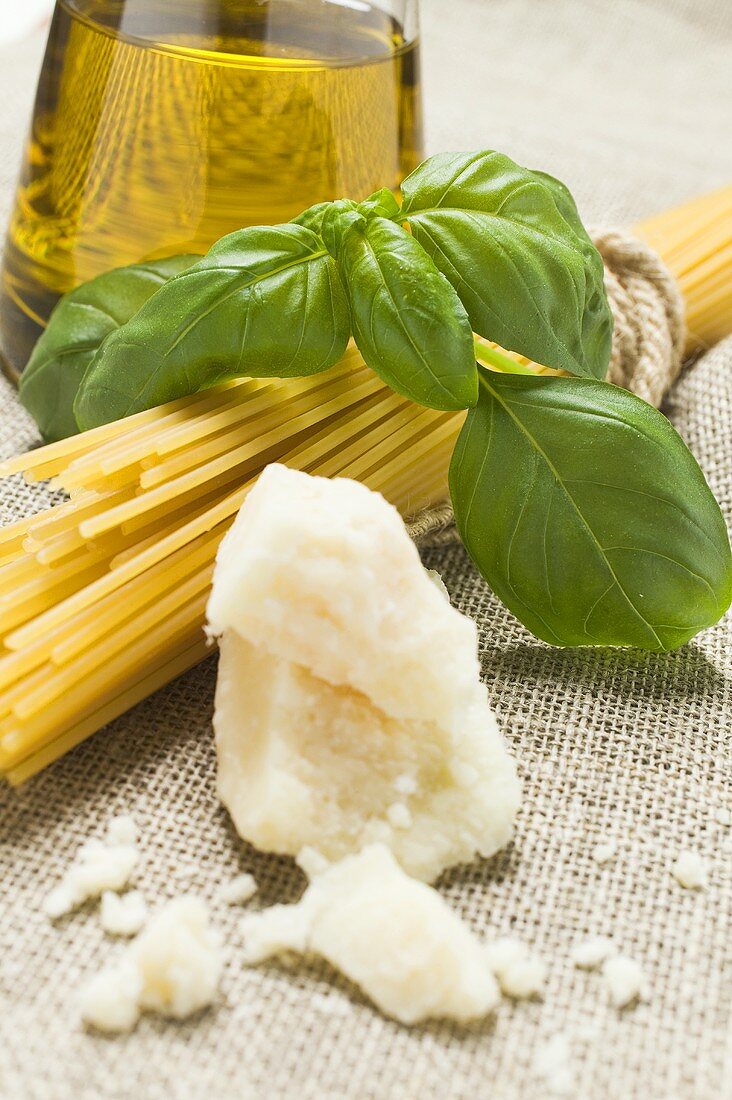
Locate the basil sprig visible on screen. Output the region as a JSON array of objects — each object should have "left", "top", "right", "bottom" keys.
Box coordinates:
[
  {"left": 20, "top": 150, "right": 732, "bottom": 651},
  {"left": 70, "top": 149, "right": 613, "bottom": 427}
]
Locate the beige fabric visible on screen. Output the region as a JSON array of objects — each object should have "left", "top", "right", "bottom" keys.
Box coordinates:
[
  {"left": 1, "top": 341, "right": 731, "bottom": 1100},
  {"left": 1, "top": 4, "right": 731, "bottom": 1100},
  {"left": 422, "top": 0, "right": 732, "bottom": 226}
]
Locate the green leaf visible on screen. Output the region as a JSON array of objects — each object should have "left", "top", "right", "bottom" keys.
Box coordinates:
[
  {"left": 19, "top": 255, "right": 198, "bottom": 442},
  {"left": 401, "top": 150, "right": 613, "bottom": 381},
  {"left": 356, "top": 187, "right": 401, "bottom": 221},
  {"left": 450, "top": 370, "right": 732, "bottom": 651},
  {"left": 291, "top": 200, "right": 333, "bottom": 235},
  {"left": 329, "top": 214, "right": 478, "bottom": 411},
  {"left": 74, "top": 223, "right": 351, "bottom": 430}
]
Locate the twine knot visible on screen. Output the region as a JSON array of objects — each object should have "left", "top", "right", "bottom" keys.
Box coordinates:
[{"left": 593, "top": 227, "right": 686, "bottom": 408}]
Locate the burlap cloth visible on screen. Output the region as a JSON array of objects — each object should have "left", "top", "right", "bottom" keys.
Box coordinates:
[{"left": 1, "top": 4, "right": 731, "bottom": 1099}]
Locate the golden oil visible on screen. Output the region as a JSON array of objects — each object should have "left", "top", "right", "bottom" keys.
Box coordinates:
[{"left": 0, "top": 0, "right": 423, "bottom": 379}]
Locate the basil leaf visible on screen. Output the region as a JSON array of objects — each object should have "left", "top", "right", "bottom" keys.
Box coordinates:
[
  {"left": 450, "top": 370, "right": 732, "bottom": 651},
  {"left": 19, "top": 255, "right": 198, "bottom": 442},
  {"left": 74, "top": 223, "right": 350, "bottom": 430},
  {"left": 330, "top": 215, "right": 477, "bottom": 411},
  {"left": 402, "top": 151, "right": 613, "bottom": 381},
  {"left": 291, "top": 201, "right": 333, "bottom": 235},
  {"left": 356, "top": 187, "right": 401, "bottom": 221}
]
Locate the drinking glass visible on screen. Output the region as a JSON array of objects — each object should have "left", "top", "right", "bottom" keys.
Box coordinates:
[{"left": 0, "top": 0, "right": 423, "bottom": 380}]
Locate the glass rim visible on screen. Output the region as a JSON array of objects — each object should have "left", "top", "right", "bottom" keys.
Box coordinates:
[{"left": 58, "top": 0, "right": 420, "bottom": 70}]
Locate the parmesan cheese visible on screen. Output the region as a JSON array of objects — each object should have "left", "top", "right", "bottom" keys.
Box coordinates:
[
  {"left": 81, "top": 897, "right": 222, "bottom": 1032},
  {"left": 106, "top": 814, "right": 138, "bottom": 847},
  {"left": 570, "top": 935, "right": 615, "bottom": 970},
  {"left": 240, "top": 844, "right": 501, "bottom": 1025},
  {"left": 671, "top": 850, "right": 708, "bottom": 889},
  {"left": 592, "top": 842, "right": 618, "bottom": 865},
  {"left": 134, "top": 898, "right": 222, "bottom": 1018},
  {"left": 43, "top": 839, "right": 137, "bottom": 919},
  {"left": 484, "top": 938, "right": 548, "bottom": 999},
  {"left": 208, "top": 465, "right": 521, "bottom": 883},
  {"left": 219, "top": 873, "right": 258, "bottom": 906},
  {"left": 100, "top": 891, "right": 148, "bottom": 937},
  {"left": 533, "top": 1034, "right": 576, "bottom": 1097},
  {"left": 80, "top": 959, "right": 142, "bottom": 1033},
  {"left": 602, "top": 955, "right": 647, "bottom": 1009}
]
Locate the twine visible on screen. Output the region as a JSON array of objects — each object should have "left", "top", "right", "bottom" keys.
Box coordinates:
[{"left": 407, "top": 229, "right": 687, "bottom": 546}]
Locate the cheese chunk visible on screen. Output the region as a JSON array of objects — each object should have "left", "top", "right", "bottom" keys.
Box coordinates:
[
  {"left": 209, "top": 465, "right": 520, "bottom": 883},
  {"left": 80, "top": 959, "right": 142, "bottom": 1033},
  {"left": 106, "top": 814, "right": 138, "bottom": 846},
  {"left": 209, "top": 463, "right": 487, "bottom": 730},
  {"left": 240, "top": 844, "right": 501, "bottom": 1025},
  {"left": 219, "top": 873, "right": 258, "bottom": 905},
  {"left": 134, "top": 897, "right": 222, "bottom": 1018}
]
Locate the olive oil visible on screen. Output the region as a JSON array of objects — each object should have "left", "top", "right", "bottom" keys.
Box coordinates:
[{"left": 0, "top": 0, "right": 423, "bottom": 378}]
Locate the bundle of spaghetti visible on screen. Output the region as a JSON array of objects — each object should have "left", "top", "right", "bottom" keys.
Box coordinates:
[{"left": 1, "top": 185, "right": 731, "bottom": 783}]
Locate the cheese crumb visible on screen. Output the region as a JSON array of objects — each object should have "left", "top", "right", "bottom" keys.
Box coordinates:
[
  {"left": 671, "top": 850, "right": 708, "bottom": 889},
  {"left": 484, "top": 938, "right": 547, "bottom": 999},
  {"left": 219, "top": 873, "right": 258, "bottom": 905},
  {"left": 602, "top": 955, "right": 647, "bottom": 1008},
  {"left": 106, "top": 814, "right": 138, "bottom": 846},
  {"left": 79, "top": 959, "right": 143, "bottom": 1033},
  {"left": 208, "top": 465, "right": 521, "bottom": 884},
  {"left": 571, "top": 935, "right": 615, "bottom": 970},
  {"left": 533, "top": 1034, "right": 576, "bottom": 1096},
  {"left": 134, "top": 898, "right": 222, "bottom": 1018},
  {"left": 81, "top": 897, "right": 222, "bottom": 1032},
  {"left": 592, "top": 841, "right": 617, "bottom": 865},
  {"left": 100, "top": 891, "right": 148, "bottom": 937},
  {"left": 240, "top": 844, "right": 500, "bottom": 1025},
  {"left": 42, "top": 840, "right": 137, "bottom": 919}
]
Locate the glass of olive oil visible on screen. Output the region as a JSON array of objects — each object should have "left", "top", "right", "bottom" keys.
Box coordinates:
[{"left": 0, "top": 0, "right": 423, "bottom": 380}]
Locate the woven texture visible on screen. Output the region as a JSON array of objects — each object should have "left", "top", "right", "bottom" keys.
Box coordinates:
[{"left": 1, "top": 3, "right": 731, "bottom": 1099}]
